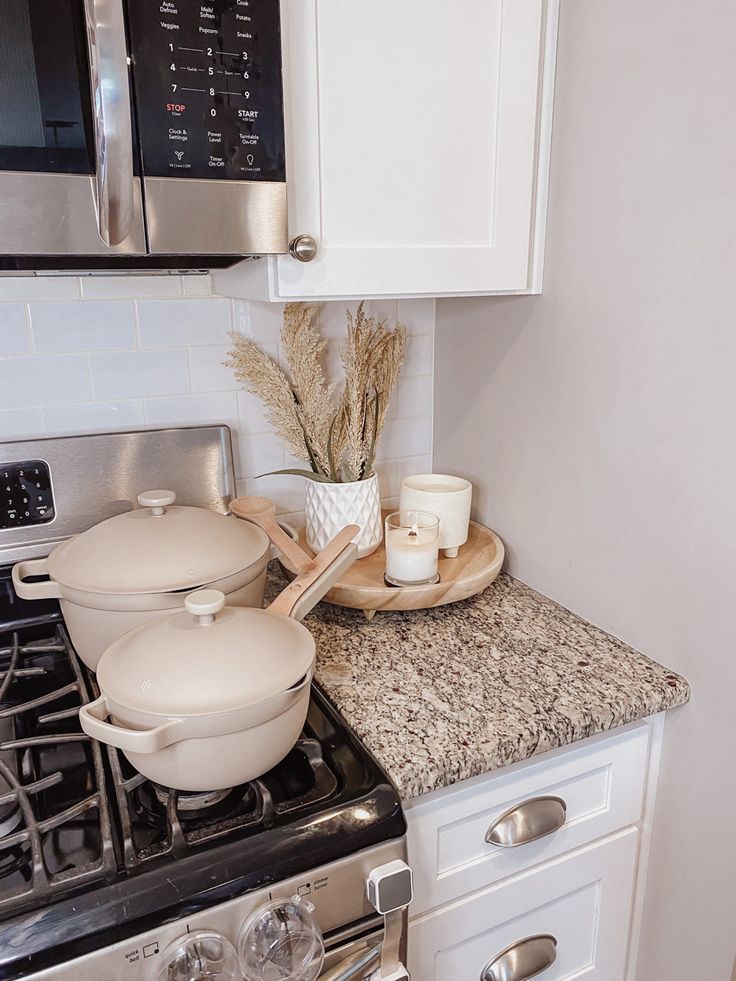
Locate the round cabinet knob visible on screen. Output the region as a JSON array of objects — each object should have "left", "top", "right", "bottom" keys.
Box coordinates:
[
  {"left": 185, "top": 589, "right": 226, "bottom": 625},
  {"left": 289, "top": 234, "right": 319, "bottom": 263},
  {"left": 153, "top": 930, "right": 242, "bottom": 981},
  {"left": 138, "top": 489, "right": 176, "bottom": 516}
]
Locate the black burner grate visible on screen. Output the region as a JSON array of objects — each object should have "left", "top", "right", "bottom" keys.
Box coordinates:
[
  {"left": 0, "top": 624, "right": 116, "bottom": 917},
  {"left": 108, "top": 736, "right": 339, "bottom": 870}
]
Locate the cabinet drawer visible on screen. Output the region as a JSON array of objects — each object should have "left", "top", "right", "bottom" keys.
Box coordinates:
[
  {"left": 407, "top": 723, "right": 649, "bottom": 915},
  {"left": 408, "top": 828, "right": 638, "bottom": 981}
]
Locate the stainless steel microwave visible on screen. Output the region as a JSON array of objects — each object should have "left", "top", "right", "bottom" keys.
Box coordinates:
[{"left": 0, "top": 0, "right": 287, "bottom": 271}]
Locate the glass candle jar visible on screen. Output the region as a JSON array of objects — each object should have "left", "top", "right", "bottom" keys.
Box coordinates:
[{"left": 384, "top": 511, "right": 440, "bottom": 587}]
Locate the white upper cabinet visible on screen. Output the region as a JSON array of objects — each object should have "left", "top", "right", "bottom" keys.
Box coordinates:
[{"left": 215, "top": 0, "right": 559, "bottom": 301}]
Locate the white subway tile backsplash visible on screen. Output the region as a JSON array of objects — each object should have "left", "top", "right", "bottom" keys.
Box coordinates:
[
  {"left": 80, "top": 275, "right": 183, "bottom": 300},
  {"left": 0, "top": 354, "right": 91, "bottom": 408},
  {"left": 189, "top": 344, "right": 238, "bottom": 393},
  {"left": 318, "top": 299, "right": 399, "bottom": 339},
  {"left": 376, "top": 416, "right": 432, "bottom": 462},
  {"left": 0, "top": 407, "right": 43, "bottom": 440},
  {"left": 232, "top": 299, "right": 283, "bottom": 341},
  {"left": 0, "top": 306, "right": 30, "bottom": 356},
  {"left": 373, "top": 459, "right": 399, "bottom": 499},
  {"left": 235, "top": 432, "right": 285, "bottom": 480},
  {"left": 181, "top": 275, "right": 212, "bottom": 297},
  {"left": 137, "top": 298, "right": 231, "bottom": 348},
  {"left": 0, "top": 278, "right": 80, "bottom": 302},
  {"left": 43, "top": 400, "right": 145, "bottom": 435},
  {"left": 144, "top": 392, "right": 238, "bottom": 429},
  {"left": 90, "top": 349, "right": 189, "bottom": 399},
  {"left": 29, "top": 301, "right": 135, "bottom": 353},
  {"left": 397, "top": 298, "right": 436, "bottom": 336},
  {"left": 6, "top": 284, "right": 433, "bottom": 517},
  {"left": 240, "top": 475, "right": 306, "bottom": 515},
  {"left": 236, "top": 389, "right": 276, "bottom": 435},
  {"left": 395, "top": 374, "right": 434, "bottom": 418},
  {"left": 402, "top": 335, "right": 434, "bottom": 376}
]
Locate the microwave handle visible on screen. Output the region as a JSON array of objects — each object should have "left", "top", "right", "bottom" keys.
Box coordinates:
[{"left": 83, "top": 0, "right": 136, "bottom": 247}]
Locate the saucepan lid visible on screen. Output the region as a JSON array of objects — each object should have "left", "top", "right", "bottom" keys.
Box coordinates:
[
  {"left": 48, "top": 490, "right": 269, "bottom": 596},
  {"left": 97, "top": 590, "right": 315, "bottom": 718}
]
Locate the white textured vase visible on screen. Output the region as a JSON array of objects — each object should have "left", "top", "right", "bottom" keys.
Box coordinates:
[{"left": 305, "top": 473, "right": 382, "bottom": 558}]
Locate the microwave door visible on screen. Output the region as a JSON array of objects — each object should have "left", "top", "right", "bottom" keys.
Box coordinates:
[{"left": 0, "top": 0, "right": 145, "bottom": 257}]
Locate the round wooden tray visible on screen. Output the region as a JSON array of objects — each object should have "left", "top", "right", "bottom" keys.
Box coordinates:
[{"left": 285, "top": 512, "right": 504, "bottom": 620}]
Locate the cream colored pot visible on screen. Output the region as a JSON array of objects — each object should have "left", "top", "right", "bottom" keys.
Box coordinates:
[
  {"left": 11, "top": 490, "right": 271, "bottom": 670},
  {"left": 79, "top": 529, "right": 359, "bottom": 791}
]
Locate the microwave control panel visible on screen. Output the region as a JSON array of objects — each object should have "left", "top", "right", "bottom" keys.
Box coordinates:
[
  {"left": 1, "top": 461, "right": 54, "bottom": 530},
  {"left": 126, "top": 0, "right": 286, "bottom": 182}
]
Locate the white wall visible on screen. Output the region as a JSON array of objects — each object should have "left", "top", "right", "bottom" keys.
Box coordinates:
[
  {"left": 433, "top": 1, "right": 736, "bottom": 978},
  {"left": 0, "top": 276, "right": 433, "bottom": 521}
]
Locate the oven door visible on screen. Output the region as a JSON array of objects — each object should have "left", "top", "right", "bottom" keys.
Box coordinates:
[{"left": 0, "top": 0, "right": 146, "bottom": 257}]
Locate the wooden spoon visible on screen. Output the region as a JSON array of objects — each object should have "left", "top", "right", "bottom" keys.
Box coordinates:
[{"left": 230, "top": 495, "right": 314, "bottom": 574}]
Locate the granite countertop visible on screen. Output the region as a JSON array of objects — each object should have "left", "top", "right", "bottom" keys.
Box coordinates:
[{"left": 292, "top": 571, "right": 690, "bottom": 801}]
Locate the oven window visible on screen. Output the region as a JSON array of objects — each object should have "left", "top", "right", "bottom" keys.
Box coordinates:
[{"left": 0, "top": 0, "right": 94, "bottom": 174}]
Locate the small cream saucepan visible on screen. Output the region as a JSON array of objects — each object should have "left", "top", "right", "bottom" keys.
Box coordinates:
[{"left": 79, "top": 525, "right": 358, "bottom": 792}]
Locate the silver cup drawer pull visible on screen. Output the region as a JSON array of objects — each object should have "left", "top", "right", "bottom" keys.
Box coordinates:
[
  {"left": 485, "top": 796, "right": 567, "bottom": 847},
  {"left": 481, "top": 934, "right": 558, "bottom": 981}
]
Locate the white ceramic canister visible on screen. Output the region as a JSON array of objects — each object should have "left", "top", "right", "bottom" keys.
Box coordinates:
[
  {"left": 305, "top": 472, "right": 382, "bottom": 559},
  {"left": 399, "top": 474, "right": 472, "bottom": 558}
]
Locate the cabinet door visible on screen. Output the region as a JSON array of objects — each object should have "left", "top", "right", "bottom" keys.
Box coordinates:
[
  {"left": 408, "top": 830, "right": 638, "bottom": 981},
  {"left": 272, "top": 0, "right": 556, "bottom": 299}
]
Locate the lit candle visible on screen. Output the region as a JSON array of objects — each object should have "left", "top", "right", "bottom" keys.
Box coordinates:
[{"left": 384, "top": 511, "right": 440, "bottom": 586}]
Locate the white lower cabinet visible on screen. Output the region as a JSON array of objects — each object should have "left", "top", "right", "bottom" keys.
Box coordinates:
[
  {"left": 405, "top": 718, "right": 665, "bottom": 981},
  {"left": 408, "top": 830, "right": 638, "bottom": 981}
]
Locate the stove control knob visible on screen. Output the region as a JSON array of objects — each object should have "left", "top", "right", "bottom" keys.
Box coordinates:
[
  {"left": 152, "top": 930, "right": 241, "bottom": 980},
  {"left": 289, "top": 234, "right": 319, "bottom": 262},
  {"left": 367, "top": 860, "right": 413, "bottom": 915},
  {"left": 238, "top": 895, "right": 324, "bottom": 981}
]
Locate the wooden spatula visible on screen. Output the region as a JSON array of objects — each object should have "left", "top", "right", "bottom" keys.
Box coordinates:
[{"left": 230, "top": 495, "right": 314, "bottom": 574}]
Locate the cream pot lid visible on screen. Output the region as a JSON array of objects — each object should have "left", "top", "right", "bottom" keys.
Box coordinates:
[
  {"left": 48, "top": 491, "right": 269, "bottom": 595},
  {"left": 97, "top": 590, "right": 315, "bottom": 717}
]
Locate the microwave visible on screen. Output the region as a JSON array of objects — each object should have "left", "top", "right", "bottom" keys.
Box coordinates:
[{"left": 0, "top": 0, "right": 287, "bottom": 271}]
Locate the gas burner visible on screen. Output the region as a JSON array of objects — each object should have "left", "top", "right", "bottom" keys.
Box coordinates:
[
  {"left": 153, "top": 785, "right": 236, "bottom": 811},
  {"left": 110, "top": 736, "right": 340, "bottom": 870},
  {"left": 133, "top": 780, "right": 255, "bottom": 832}
]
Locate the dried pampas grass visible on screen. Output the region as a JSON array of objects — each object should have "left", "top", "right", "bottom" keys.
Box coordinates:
[{"left": 225, "top": 301, "right": 406, "bottom": 482}]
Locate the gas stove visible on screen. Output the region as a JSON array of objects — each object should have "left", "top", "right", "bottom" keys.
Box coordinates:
[{"left": 0, "top": 428, "right": 409, "bottom": 981}]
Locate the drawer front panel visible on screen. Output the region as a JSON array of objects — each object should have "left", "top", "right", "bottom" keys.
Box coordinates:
[
  {"left": 408, "top": 723, "right": 649, "bottom": 915},
  {"left": 408, "top": 829, "right": 639, "bottom": 981}
]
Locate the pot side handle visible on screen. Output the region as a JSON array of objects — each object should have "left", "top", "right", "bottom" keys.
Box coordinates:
[
  {"left": 80, "top": 695, "right": 184, "bottom": 754},
  {"left": 11, "top": 557, "right": 62, "bottom": 601}
]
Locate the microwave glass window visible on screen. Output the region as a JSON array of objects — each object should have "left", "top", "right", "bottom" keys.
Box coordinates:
[
  {"left": 0, "top": 0, "right": 93, "bottom": 174},
  {"left": 126, "top": 0, "right": 286, "bottom": 182}
]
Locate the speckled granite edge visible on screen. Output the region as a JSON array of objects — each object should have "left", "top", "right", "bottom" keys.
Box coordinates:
[{"left": 272, "top": 569, "right": 690, "bottom": 800}]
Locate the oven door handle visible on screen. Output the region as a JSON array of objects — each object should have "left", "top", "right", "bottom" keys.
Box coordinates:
[
  {"left": 319, "top": 943, "right": 381, "bottom": 981},
  {"left": 83, "top": 0, "right": 136, "bottom": 247}
]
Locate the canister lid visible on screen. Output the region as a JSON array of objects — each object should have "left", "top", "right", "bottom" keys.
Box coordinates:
[
  {"left": 48, "top": 490, "right": 269, "bottom": 595},
  {"left": 96, "top": 590, "right": 315, "bottom": 716}
]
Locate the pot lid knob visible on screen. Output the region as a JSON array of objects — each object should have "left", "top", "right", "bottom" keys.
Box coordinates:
[
  {"left": 137, "top": 489, "right": 176, "bottom": 516},
  {"left": 185, "top": 589, "right": 226, "bottom": 625}
]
